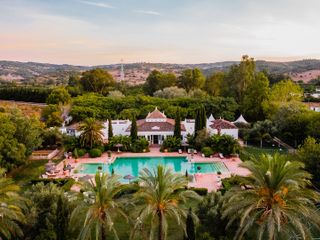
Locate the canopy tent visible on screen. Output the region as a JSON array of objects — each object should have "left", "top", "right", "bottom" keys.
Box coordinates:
[{"left": 233, "top": 114, "right": 249, "bottom": 125}]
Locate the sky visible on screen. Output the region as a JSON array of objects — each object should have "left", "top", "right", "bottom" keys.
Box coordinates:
[{"left": 0, "top": 0, "right": 320, "bottom": 65}]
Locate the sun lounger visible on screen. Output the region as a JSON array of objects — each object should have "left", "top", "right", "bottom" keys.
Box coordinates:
[
  {"left": 194, "top": 150, "right": 197, "bottom": 154},
  {"left": 188, "top": 149, "right": 191, "bottom": 154},
  {"left": 46, "top": 172, "right": 56, "bottom": 178},
  {"left": 201, "top": 154, "right": 205, "bottom": 158},
  {"left": 219, "top": 153, "right": 224, "bottom": 159},
  {"left": 178, "top": 149, "right": 182, "bottom": 154}
]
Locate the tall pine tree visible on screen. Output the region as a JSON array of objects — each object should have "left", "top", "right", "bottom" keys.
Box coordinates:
[
  {"left": 108, "top": 118, "right": 113, "bottom": 139},
  {"left": 130, "top": 115, "right": 138, "bottom": 142},
  {"left": 174, "top": 108, "right": 181, "bottom": 139}
]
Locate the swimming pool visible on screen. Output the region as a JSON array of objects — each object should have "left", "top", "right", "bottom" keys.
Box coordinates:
[{"left": 78, "top": 156, "right": 229, "bottom": 178}]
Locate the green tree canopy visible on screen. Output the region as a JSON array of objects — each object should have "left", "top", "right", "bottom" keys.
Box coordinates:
[
  {"left": 241, "top": 72, "right": 270, "bottom": 121},
  {"left": 262, "top": 80, "right": 304, "bottom": 118},
  {"left": 297, "top": 137, "right": 320, "bottom": 187},
  {"left": 80, "top": 68, "right": 116, "bottom": 94},
  {"left": 154, "top": 86, "right": 187, "bottom": 99},
  {"left": 177, "top": 68, "right": 205, "bottom": 91},
  {"left": 204, "top": 72, "right": 225, "bottom": 96},
  {"left": 144, "top": 70, "right": 177, "bottom": 95},
  {"left": 224, "top": 55, "right": 256, "bottom": 103},
  {"left": 46, "top": 87, "right": 71, "bottom": 105}
]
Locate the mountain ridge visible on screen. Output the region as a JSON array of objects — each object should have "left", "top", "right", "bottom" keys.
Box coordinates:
[{"left": 1, "top": 59, "right": 320, "bottom": 85}]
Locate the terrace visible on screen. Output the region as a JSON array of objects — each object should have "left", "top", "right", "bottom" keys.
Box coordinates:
[{"left": 50, "top": 147, "right": 249, "bottom": 192}]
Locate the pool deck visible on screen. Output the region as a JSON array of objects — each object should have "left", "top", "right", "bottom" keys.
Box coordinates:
[{"left": 54, "top": 147, "right": 250, "bottom": 192}]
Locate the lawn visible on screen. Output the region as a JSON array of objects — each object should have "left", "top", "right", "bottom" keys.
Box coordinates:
[{"left": 240, "top": 145, "right": 288, "bottom": 161}]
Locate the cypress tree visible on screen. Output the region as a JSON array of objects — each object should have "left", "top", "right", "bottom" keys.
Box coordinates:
[
  {"left": 186, "top": 208, "right": 196, "bottom": 240},
  {"left": 130, "top": 115, "right": 138, "bottom": 142},
  {"left": 108, "top": 117, "right": 113, "bottom": 139},
  {"left": 174, "top": 108, "right": 181, "bottom": 139},
  {"left": 194, "top": 105, "right": 206, "bottom": 137}
]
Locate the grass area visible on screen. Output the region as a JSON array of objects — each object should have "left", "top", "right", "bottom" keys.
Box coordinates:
[
  {"left": 240, "top": 145, "right": 288, "bottom": 161},
  {"left": 0, "top": 101, "right": 44, "bottom": 118}
]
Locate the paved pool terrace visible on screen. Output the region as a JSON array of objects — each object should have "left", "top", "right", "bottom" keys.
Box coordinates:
[{"left": 56, "top": 147, "right": 250, "bottom": 192}]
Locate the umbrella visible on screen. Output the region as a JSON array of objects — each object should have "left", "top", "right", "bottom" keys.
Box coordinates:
[
  {"left": 66, "top": 165, "right": 73, "bottom": 171},
  {"left": 79, "top": 175, "right": 92, "bottom": 182},
  {"left": 115, "top": 143, "right": 123, "bottom": 152},
  {"left": 123, "top": 174, "right": 135, "bottom": 183},
  {"left": 45, "top": 161, "right": 56, "bottom": 172}
]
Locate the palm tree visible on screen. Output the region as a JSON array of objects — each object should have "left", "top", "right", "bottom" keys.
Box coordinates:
[
  {"left": 222, "top": 154, "right": 320, "bottom": 240},
  {"left": 133, "top": 165, "right": 200, "bottom": 240},
  {"left": 70, "top": 172, "right": 127, "bottom": 240},
  {"left": 0, "top": 168, "right": 26, "bottom": 239},
  {"left": 79, "top": 118, "right": 104, "bottom": 149}
]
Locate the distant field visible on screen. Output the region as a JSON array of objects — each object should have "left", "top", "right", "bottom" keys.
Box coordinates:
[
  {"left": 0, "top": 100, "right": 45, "bottom": 118},
  {"left": 290, "top": 70, "right": 320, "bottom": 83}
]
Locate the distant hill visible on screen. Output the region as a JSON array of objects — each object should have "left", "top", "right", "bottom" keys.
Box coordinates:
[{"left": 1, "top": 59, "right": 320, "bottom": 85}]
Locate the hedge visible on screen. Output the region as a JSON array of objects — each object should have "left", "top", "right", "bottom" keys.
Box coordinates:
[{"left": 89, "top": 148, "right": 102, "bottom": 158}]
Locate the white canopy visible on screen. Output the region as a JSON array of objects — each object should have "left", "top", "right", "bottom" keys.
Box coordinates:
[
  {"left": 233, "top": 114, "right": 249, "bottom": 124},
  {"left": 208, "top": 114, "right": 215, "bottom": 122}
]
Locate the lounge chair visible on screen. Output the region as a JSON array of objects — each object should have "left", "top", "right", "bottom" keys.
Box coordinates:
[
  {"left": 178, "top": 149, "right": 182, "bottom": 154},
  {"left": 46, "top": 172, "right": 56, "bottom": 178},
  {"left": 201, "top": 153, "right": 205, "bottom": 158},
  {"left": 219, "top": 153, "right": 224, "bottom": 159},
  {"left": 194, "top": 150, "right": 197, "bottom": 154},
  {"left": 187, "top": 149, "right": 191, "bottom": 154}
]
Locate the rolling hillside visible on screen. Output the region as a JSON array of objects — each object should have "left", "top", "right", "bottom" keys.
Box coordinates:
[{"left": 1, "top": 59, "right": 320, "bottom": 85}]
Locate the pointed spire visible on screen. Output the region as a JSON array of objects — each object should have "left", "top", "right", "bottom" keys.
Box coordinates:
[
  {"left": 233, "top": 114, "right": 249, "bottom": 124},
  {"left": 208, "top": 114, "right": 215, "bottom": 121}
]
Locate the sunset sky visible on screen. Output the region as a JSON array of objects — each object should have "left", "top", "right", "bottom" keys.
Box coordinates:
[{"left": 1, "top": 0, "right": 320, "bottom": 65}]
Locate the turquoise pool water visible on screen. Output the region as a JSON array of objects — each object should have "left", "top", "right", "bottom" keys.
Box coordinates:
[{"left": 78, "top": 156, "right": 229, "bottom": 178}]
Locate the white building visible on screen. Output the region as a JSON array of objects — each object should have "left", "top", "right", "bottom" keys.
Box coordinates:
[{"left": 61, "top": 107, "right": 239, "bottom": 144}]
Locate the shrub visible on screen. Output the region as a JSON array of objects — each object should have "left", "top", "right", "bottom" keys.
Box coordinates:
[
  {"left": 131, "top": 137, "right": 149, "bottom": 153},
  {"left": 89, "top": 148, "right": 102, "bottom": 158},
  {"left": 29, "top": 178, "right": 74, "bottom": 190},
  {"left": 189, "top": 187, "right": 208, "bottom": 196},
  {"left": 108, "top": 135, "right": 132, "bottom": 151},
  {"left": 78, "top": 149, "right": 86, "bottom": 157},
  {"left": 161, "top": 136, "right": 181, "bottom": 152},
  {"left": 208, "top": 134, "right": 240, "bottom": 155},
  {"left": 201, "top": 147, "right": 213, "bottom": 157}
]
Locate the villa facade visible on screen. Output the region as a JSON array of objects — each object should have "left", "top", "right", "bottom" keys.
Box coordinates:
[{"left": 61, "top": 107, "right": 239, "bottom": 144}]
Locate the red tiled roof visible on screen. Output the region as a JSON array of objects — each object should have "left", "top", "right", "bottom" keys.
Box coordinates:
[
  {"left": 305, "top": 102, "right": 320, "bottom": 108},
  {"left": 210, "top": 119, "right": 237, "bottom": 129},
  {"left": 126, "top": 119, "right": 186, "bottom": 132},
  {"left": 146, "top": 107, "right": 166, "bottom": 119}
]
